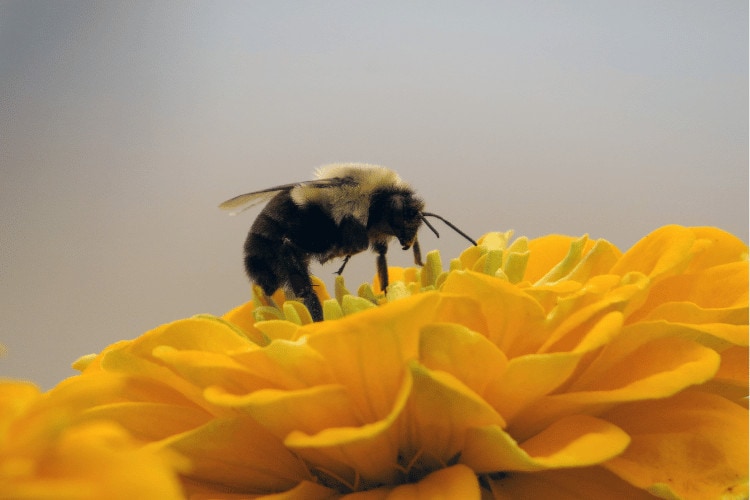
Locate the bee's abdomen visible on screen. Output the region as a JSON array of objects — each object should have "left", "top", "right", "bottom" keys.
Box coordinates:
[{"left": 243, "top": 191, "right": 343, "bottom": 294}]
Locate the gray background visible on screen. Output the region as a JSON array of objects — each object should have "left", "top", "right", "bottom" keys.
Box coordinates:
[{"left": 2, "top": 1, "right": 747, "bottom": 389}]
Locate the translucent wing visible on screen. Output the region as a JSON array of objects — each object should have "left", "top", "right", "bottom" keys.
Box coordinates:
[
  {"left": 218, "top": 177, "right": 355, "bottom": 215},
  {"left": 219, "top": 184, "right": 297, "bottom": 215}
]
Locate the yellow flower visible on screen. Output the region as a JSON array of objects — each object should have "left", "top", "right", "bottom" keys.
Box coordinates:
[
  {"left": 49, "top": 225, "right": 750, "bottom": 498},
  {"left": 0, "top": 379, "right": 187, "bottom": 499}
]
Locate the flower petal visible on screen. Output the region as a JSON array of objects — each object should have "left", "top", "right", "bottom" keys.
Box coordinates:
[
  {"left": 488, "top": 466, "right": 655, "bottom": 500},
  {"left": 418, "top": 323, "right": 508, "bottom": 399},
  {"left": 603, "top": 390, "right": 748, "bottom": 499},
  {"left": 461, "top": 415, "right": 630, "bottom": 472},
  {"left": 301, "top": 293, "right": 439, "bottom": 421},
  {"left": 685, "top": 226, "right": 749, "bottom": 272},
  {"left": 636, "top": 262, "right": 749, "bottom": 317},
  {"left": 152, "top": 346, "right": 267, "bottom": 395},
  {"left": 487, "top": 351, "right": 583, "bottom": 422},
  {"left": 206, "top": 384, "right": 362, "bottom": 437},
  {"left": 567, "top": 331, "right": 721, "bottom": 394},
  {"left": 228, "top": 339, "right": 337, "bottom": 390},
  {"left": 78, "top": 401, "right": 211, "bottom": 442},
  {"left": 158, "top": 416, "right": 309, "bottom": 493},
  {"left": 523, "top": 234, "right": 598, "bottom": 284},
  {"left": 513, "top": 334, "right": 720, "bottom": 439},
  {"left": 442, "top": 271, "right": 547, "bottom": 357},
  {"left": 404, "top": 361, "right": 506, "bottom": 466},
  {"left": 609, "top": 225, "right": 698, "bottom": 281},
  {"left": 283, "top": 368, "right": 413, "bottom": 488},
  {"left": 222, "top": 303, "right": 272, "bottom": 346},
  {"left": 370, "top": 464, "right": 481, "bottom": 500}
]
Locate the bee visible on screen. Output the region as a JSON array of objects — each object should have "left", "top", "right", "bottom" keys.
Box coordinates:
[{"left": 220, "top": 163, "right": 476, "bottom": 321}]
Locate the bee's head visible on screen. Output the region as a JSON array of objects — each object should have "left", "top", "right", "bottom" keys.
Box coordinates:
[
  {"left": 369, "top": 188, "right": 477, "bottom": 251},
  {"left": 369, "top": 189, "right": 425, "bottom": 249},
  {"left": 394, "top": 192, "right": 426, "bottom": 249}
]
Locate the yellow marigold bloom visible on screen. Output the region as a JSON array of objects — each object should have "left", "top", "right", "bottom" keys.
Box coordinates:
[
  {"left": 53, "top": 225, "right": 750, "bottom": 498},
  {"left": 0, "top": 379, "right": 187, "bottom": 499}
]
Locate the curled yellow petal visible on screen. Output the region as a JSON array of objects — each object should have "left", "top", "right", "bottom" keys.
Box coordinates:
[
  {"left": 207, "top": 384, "right": 362, "bottom": 438},
  {"left": 405, "top": 361, "right": 506, "bottom": 466},
  {"left": 511, "top": 335, "right": 721, "bottom": 439},
  {"left": 441, "top": 271, "right": 547, "bottom": 357},
  {"left": 157, "top": 416, "right": 309, "bottom": 493},
  {"left": 461, "top": 415, "right": 630, "bottom": 472},
  {"left": 418, "top": 323, "right": 508, "bottom": 399}
]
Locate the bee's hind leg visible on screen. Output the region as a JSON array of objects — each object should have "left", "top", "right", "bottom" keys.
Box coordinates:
[
  {"left": 281, "top": 240, "right": 324, "bottom": 322},
  {"left": 289, "top": 274, "right": 323, "bottom": 322}
]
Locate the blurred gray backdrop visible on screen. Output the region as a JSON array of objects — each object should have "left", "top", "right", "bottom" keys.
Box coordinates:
[{"left": 1, "top": 1, "right": 747, "bottom": 389}]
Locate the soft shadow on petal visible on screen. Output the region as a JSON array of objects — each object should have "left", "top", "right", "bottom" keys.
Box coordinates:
[
  {"left": 343, "top": 465, "right": 482, "bottom": 500},
  {"left": 159, "top": 416, "right": 310, "bottom": 495},
  {"left": 44, "top": 421, "right": 187, "bottom": 500},
  {"left": 488, "top": 466, "right": 655, "bottom": 500},
  {"left": 703, "top": 345, "right": 749, "bottom": 405},
  {"left": 402, "top": 361, "right": 506, "bottom": 469},
  {"left": 282, "top": 368, "right": 413, "bottom": 489},
  {"left": 187, "top": 480, "right": 336, "bottom": 500},
  {"left": 603, "top": 390, "right": 748, "bottom": 500}
]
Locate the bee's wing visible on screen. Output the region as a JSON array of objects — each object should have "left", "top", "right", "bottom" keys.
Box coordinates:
[
  {"left": 219, "top": 177, "right": 355, "bottom": 215},
  {"left": 218, "top": 184, "right": 296, "bottom": 215}
]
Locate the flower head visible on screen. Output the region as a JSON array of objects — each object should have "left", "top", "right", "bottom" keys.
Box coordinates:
[{"left": 31, "top": 225, "right": 750, "bottom": 497}]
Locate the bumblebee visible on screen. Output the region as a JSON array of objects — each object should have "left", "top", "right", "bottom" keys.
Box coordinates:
[{"left": 220, "top": 163, "right": 476, "bottom": 321}]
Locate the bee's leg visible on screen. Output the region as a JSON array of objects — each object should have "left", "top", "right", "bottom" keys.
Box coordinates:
[
  {"left": 244, "top": 236, "right": 282, "bottom": 299},
  {"left": 281, "top": 240, "right": 323, "bottom": 322},
  {"left": 335, "top": 255, "right": 351, "bottom": 275},
  {"left": 373, "top": 241, "right": 389, "bottom": 291},
  {"left": 301, "top": 289, "right": 323, "bottom": 322},
  {"left": 412, "top": 238, "right": 424, "bottom": 267}
]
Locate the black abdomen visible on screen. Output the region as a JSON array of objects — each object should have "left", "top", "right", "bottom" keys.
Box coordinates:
[{"left": 243, "top": 191, "right": 340, "bottom": 295}]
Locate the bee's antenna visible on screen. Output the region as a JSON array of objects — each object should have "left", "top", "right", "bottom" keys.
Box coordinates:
[
  {"left": 420, "top": 215, "right": 441, "bottom": 239},
  {"left": 421, "top": 212, "right": 478, "bottom": 246}
]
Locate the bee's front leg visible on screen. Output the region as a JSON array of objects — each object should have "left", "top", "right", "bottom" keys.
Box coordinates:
[
  {"left": 412, "top": 238, "right": 424, "bottom": 267},
  {"left": 335, "top": 255, "right": 351, "bottom": 275}
]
